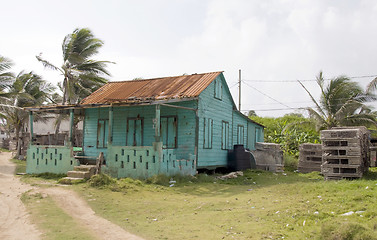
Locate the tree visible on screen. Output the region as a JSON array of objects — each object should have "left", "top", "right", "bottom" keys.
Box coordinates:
[
  {"left": 248, "top": 110, "right": 257, "bottom": 117},
  {"left": 0, "top": 55, "right": 14, "bottom": 91},
  {"left": 36, "top": 28, "right": 113, "bottom": 104},
  {"left": 366, "top": 76, "right": 377, "bottom": 94},
  {"left": 0, "top": 71, "right": 54, "bottom": 157},
  {"left": 299, "top": 71, "right": 377, "bottom": 130}
]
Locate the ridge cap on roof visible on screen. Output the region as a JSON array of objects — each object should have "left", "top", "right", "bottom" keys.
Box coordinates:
[{"left": 108, "top": 71, "right": 224, "bottom": 83}]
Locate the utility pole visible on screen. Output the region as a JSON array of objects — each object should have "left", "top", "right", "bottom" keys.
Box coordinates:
[{"left": 238, "top": 69, "right": 241, "bottom": 111}]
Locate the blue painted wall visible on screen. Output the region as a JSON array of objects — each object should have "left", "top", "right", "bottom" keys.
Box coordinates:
[
  {"left": 197, "top": 74, "right": 264, "bottom": 169},
  {"left": 83, "top": 102, "right": 197, "bottom": 161},
  {"left": 82, "top": 73, "right": 264, "bottom": 172}
]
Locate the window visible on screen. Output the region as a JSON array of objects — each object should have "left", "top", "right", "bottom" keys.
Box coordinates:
[
  {"left": 97, "top": 119, "right": 108, "bottom": 148},
  {"left": 161, "top": 116, "right": 177, "bottom": 149},
  {"left": 214, "top": 78, "right": 222, "bottom": 100},
  {"left": 255, "top": 128, "right": 261, "bottom": 143},
  {"left": 221, "top": 121, "right": 230, "bottom": 150},
  {"left": 237, "top": 125, "right": 244, "bottom": 145},
  {"left": 203, "top": 118, "right": 213, "bottom": 149},
  {"left": 126, "top": 118, "right": 143, "bottom": 146}
]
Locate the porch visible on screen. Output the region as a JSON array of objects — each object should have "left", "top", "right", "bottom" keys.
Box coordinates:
[{"left": 26, "top": 103, "right": 198, "bottom": 178}]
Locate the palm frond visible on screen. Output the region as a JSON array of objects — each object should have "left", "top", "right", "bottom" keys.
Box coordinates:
[
  {"left": 36, "top": 54, "right": 63, "bottom": 73},
  {"left": 298, "top": 80, "right": 327, "bottom": 117},
  {"left": 366, "top": 77, "right": 377, "bottom": 94}
]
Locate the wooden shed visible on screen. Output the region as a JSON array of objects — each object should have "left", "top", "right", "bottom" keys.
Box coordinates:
[{"left": 26, "top": 72, "right": 264, "bottom": 178}]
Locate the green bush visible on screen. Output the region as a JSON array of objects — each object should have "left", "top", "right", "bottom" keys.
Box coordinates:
[
  {"left": 88, "top": 174, "right": 116, "bottom": 187},
  {"left": 284, "top": 153, "right": 298, "bottom": 171}
]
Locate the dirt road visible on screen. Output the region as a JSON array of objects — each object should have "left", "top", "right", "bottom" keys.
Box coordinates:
[
  {"left": 0, "top": 151, "right": 144, "bottom": 240},
  {"left": 0, "top": 152, "right": 41, "bottom": 240}
]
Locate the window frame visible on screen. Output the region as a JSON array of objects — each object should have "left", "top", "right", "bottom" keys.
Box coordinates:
[
  {"left": 97, "top": 119, "right": 109, "bottom": 149},
  {"left": 203, "top": 118, "right": 213, "bottom": 149},
  {"left": 221, "top": 120, "right": 230, "bottom": 150},
  {"left": 126, "top": 117, "right": 144, "bottom": 146},
  {"left": 161, "top": 115, "right": 178, "bottom": 149},
  {"left": 214, "top": 78, "right": 222, "bottom": 100},
  {"left": 237, "top": 125, "right": 244, "bottom": 145}
]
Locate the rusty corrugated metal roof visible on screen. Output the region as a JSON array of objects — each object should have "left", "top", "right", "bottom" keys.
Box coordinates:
[{"left": 80, "top": 71, "right": 223, "bottom": 105}]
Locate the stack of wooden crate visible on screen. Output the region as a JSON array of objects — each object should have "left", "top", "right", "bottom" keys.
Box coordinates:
[
  {"left": 320, "top": 127, "right": 370, "bottom": 180},
  {"left": 298, "top": 143, "right": 322, "bottom": 173}
]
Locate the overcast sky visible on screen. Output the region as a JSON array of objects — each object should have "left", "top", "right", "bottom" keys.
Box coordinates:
[{"left": 1, "top": 0, "right": 377, "bottom": 117}]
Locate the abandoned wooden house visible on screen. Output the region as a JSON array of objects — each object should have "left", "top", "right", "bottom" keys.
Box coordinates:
[{"left": 26, "top": 72, "right": 264, "bottom": 178}]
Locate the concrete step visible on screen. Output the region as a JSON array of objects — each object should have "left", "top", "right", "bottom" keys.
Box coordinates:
[
  {"left": 67, "top": 171, "right": 91, "bottom": 179},
  {"left": 74, "top": 165, "right": 97, "bottom": 175},
  {"left": 59, "top": 177, "right": 86, "bottom": 185}
]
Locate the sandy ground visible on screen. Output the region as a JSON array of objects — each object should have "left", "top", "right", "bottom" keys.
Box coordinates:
[
  {"left": 42, "top": 187, "right": 144, "bottom": 240},
  {"left": 0, "top": 152, "right": 41, "bottom": 240},
  {"left": 0, "top": 151, "right": 144, "bottom": 240}
]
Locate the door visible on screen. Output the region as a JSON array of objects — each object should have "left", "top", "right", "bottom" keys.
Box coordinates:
[{"left": 126, "top": 118, "right": 143, "bottom": 146}]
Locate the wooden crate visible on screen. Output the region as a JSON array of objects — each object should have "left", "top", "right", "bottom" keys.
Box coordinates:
[{"left": 323, "top": 156, "right": 363, "bottom": 165}]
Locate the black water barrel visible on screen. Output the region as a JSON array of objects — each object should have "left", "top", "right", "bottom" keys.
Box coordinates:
[{"left": 228, "top": 145, "right": 256, "bottom": 171}]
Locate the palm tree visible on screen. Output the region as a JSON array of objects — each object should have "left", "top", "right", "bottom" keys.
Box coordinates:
[
  {"left": 0, "top": 55, "right": 14, "bottom": 91},
  {"left": 0, "top": 71, "right": 54, "bottom": 157},
  {"left": 299, "top": 71, "right": 377, "bottom": 130},
  {"left": 36, "top": 28, "right": 113, "bottom": 104},
  {"left": 366, "top": 76, "right": 377, "bottom": 94}
]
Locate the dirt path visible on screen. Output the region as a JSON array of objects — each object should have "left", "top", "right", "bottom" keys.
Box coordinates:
[
  {"left": 0, "top": 152, "right": 41, "bottom": 240},
  {"left": 41, "top": 187, "right": 144, "bottom": 240},
  {"left": 0, "top": 151, "right": 144, "bottom": 240}
]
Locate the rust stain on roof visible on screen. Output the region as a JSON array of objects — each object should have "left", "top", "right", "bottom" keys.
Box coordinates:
[{"left": 81, "top": 71, "right": 222, "bottom": 105}]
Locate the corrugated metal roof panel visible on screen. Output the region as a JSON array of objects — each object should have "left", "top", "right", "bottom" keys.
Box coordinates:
[{"left": 81, "top": 71, "right": 222, "bottom": 104}]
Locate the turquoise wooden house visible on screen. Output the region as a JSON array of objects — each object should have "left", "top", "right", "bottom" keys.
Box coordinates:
[{"left": 26, "top": 72, "right": 264, "bottom": 178}]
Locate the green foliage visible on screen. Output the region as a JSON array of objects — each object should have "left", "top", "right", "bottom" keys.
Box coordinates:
[
  {"left": 299, "top": 71, "right": 377, "bottom": 130},
  {"left": 37, "top": 28, "right": 112, "bottom": 104},
  {"left": 283, "top": 153, "right": 298, "bottom": 171},
  {"left": 251, "top": 114, "right": 320, "bottom": 156},
  {"left": 88, "top": 173, "right": 116, "bottom": 187}
]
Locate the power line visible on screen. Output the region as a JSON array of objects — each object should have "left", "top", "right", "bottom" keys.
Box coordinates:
[
  {"left": 241, "top": 107, "right": 311, "bottom": 112},
  {"left": 241, "top": 80, "right": 294, "bottom": 110},
  {"left": 242, "top": 74, "right": 377, "bottom": 83}
]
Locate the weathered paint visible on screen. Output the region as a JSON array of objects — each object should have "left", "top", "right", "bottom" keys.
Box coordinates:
[
  {"left": 26, "top": 73, "right": 264, "bottom": 178},
  {"left": 105, "top": 143, "right": 196, "bottom": 179},
  {"left": 197, "top": 74, "right": 264, "bottom": 169},
  {"left": 197, "top": 74, "right": 234, "bottom": 168},
  {"left": 26, "top": 145, "right": 79, "bottom": 174}
]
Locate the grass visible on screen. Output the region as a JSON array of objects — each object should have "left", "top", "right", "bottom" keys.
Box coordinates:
[
  {"left": 10, "top": 158, "right": 27, "bottom": 174},
  {"left": 70, "top": 169, "right": 377, "bottom": 240},
  {"left": 12, "top": 154, "right": 377, "bottom": 239},
  {"left": 21, "top": 190, "right": 98, "bottom": 240}
]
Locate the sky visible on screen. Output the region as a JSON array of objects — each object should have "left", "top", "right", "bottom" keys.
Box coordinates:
[{"left": 1, "top": 0, "right": 377, "bottom": 117}]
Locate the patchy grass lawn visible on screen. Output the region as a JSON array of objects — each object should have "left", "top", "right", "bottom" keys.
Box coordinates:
[
  {"left": 11, "top": 152, "right": 377, "bottom": 240},
  {"left": 21, "top": 191, "right": 98, "bottom": 240},
  {"left": 10, "top": 158, "right": 26, "bottom": 174},
  {"left": 70, "top": 169, "right": 377, "bottom": 240}
]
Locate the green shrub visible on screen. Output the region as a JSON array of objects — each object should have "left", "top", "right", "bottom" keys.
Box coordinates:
[
  {"left": 88, "top": 174, "right": 116, "bottom": 187},
  {"left": 284, "top": 153, "right": 298, "bottom": 171}
]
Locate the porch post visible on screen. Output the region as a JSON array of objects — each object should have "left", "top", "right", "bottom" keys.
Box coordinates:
[
  {"left": 29, "top": 111, "right": 33, "bottom": 144},
  {"left": 108, "top": 106, "right": 113, "bottom": 145},
  {"left": 155, "top": 104, "right": 161, "bottom": 142},
  {"left": 69, "top": 109, "right": 74, "bottom": 145}
]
